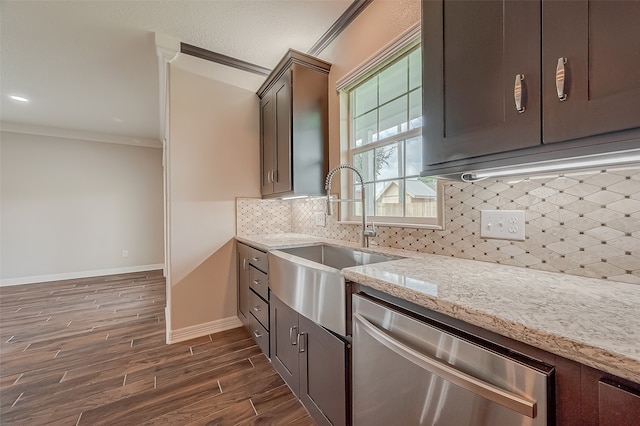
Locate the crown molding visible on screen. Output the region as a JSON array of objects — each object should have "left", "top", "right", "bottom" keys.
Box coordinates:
[
  {"left": 177, "top": 0, "right": 371, "bottom": 78},
  {"left": 155, "top": 33, "right": 180, "bottom": 63},
  {"left": 0, "top": 121, "right": 162, "bottom": 148},
  {"left": 307, "top": 0, "right": 374, "bottom": 57},
  {"left": 180, "top": 43, "right": 271, "bottom": 77}
]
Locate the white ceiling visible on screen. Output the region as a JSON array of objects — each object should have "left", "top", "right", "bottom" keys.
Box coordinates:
[{"left": 0, "top": 0, "right": 352, "bottom": 144}]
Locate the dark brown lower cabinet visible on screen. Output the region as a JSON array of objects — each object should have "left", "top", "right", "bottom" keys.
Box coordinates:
[
  {"left": 581, "top": 365, "right": 640, "bottom": 426},
  {"left": 270, "top": 294, "right": 348, "bottom": 426},
  {"left": 270, "top": 293, "right": 300, "bottom": 389}
]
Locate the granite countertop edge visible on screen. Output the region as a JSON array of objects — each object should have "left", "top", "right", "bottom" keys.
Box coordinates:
[{"left": 235, "top": 233, "right": 640, "bottom": 383}]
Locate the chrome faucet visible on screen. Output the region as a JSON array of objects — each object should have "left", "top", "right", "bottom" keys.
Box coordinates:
[{"left": 325, "top": 164, "right": 376, "bottom": 248}]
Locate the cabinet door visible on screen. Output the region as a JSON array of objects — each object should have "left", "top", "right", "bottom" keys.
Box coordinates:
[
  {"left": 299, "top": 314, "right": 347, "bottom": 426},
  {"left": 260, "top": 92, "right": 275, "bottom": 196},
  {"left": 543, "top": 0, "right": 640, "bottom": 143},
  {"left": 598, "top": 379, "right": 640, "bottom": 426},
  {"left": 270, "top": 294, "right": 300, "bottom": 395},
  {"left": 423, "top": 0, "right": 541, "bottom": 167},
  {"left": 237, "top": 249, "right": 250, "bottom": 327},
  {"left": 273, "top": 71, "right": 292, "bottom": 194}
]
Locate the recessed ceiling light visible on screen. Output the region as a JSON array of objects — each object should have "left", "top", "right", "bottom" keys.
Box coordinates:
[{"left": 10, "top": 95, "right": 30, "bottom": 103}]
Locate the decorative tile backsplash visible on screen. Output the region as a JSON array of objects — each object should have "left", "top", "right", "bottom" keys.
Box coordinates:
[
  {"left": 236, "top": 198, "right": 291, "bottom": 235},
  {"left": 238, "top": 166, "right": 640, "bottom": 285}
]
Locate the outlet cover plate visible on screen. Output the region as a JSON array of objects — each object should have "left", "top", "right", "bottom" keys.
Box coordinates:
[
  {"left": 480, "top": 210, "right": 525, "bottom": 241},
  {"left": 314, "top": 211, "right": 326, "bottom": 227}
]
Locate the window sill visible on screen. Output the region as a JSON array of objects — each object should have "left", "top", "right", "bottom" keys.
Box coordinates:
[{"left": 337, "top": 220, "right": 444, "bottom": 231}]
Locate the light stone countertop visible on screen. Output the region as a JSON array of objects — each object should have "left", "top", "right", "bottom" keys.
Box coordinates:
[{"left": 236, "top": 233, "right": 640, "bottom": 383}]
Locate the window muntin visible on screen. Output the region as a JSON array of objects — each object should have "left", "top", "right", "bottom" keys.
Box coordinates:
[{"left": 347, "top": 46, "right": 441, "bottom": 226}]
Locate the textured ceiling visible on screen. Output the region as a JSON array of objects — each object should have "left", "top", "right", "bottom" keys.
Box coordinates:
[{"left": 0, "top": 0, "right": 352, "bottom": 142}]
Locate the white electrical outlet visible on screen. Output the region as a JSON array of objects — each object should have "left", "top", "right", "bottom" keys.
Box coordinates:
[
  {"left": 122, "top": 250, "right": 129, "bottom": 257},
  {"left": 314, "top": 211, "right": 326, "bottom": 227},
  {"left": 480, "top": 210, "right": 526, "bottom": 241}
]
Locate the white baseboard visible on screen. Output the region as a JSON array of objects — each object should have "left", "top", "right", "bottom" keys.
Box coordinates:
[
  {"left": 0, "top": 264, "right": 165, "bottom": 287},
  {"left": 168, "top": 316, "right": 243, "bottom": 344}
]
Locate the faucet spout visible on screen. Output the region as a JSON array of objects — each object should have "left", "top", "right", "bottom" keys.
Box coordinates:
[{"left": 325, "top": 164, "right": 376, "bottom": 247}]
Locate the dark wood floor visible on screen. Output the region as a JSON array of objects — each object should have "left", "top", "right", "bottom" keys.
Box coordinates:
[{"left": 0, "top": 271, "right": 314, "bottom": 425}]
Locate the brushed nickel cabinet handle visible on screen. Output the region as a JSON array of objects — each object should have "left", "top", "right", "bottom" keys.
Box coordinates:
[
  {"left": 289, "top": 326, "right": 298, "bottom": 346},
  {"left": 252, "top": 257, "right": 260, "bottom": 262},
  {"left": 253, "top": 279, "right": 261, "bottom": 286},
  {"left": 514, "top": 74, "right": 525, "bottom": 113},
  {"left": 556, "top": 57, "right": 568, "bottom": 101},
  {"left": 252, "top": 305, "right": 261, "bottom": 312},
  {"left": 273, "top": 169, "right": 278, "bottom": 183},
  {"left": 253, "top": 330, "right": 262, "bottom": 339},
  {"left": 242, "top": 258, "right": 248, "bottom": 271},
  {"left": 297, "top": 332, "right": 306, "bottom": 353}
]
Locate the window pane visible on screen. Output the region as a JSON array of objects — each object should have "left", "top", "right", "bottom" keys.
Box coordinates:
[
  {"left": 353, "top": 150, "right": 375, "bottom": 182},
  {"left": 409, "top": 48, "right": 421, "bottom": 91},
  {"left": 379, "top": 96, "right": 407, "bottom": 139},
  {"left": 354, "top": 110, "right": 377, "bottom": 146},
  {"left": 376, "top": 180, "right": 403, "bottom": 217},
  {"left": 405, "top": 136, "right": 422, "bottom": 176},
  {"left": 375, "top": 143, "right": 402, "bottom": 180},
  {"left": 353, "top": 183, "right": 375, "bottom": 218},
  {"left": 348, "top": 46, "right": 436, "bottom": 223},
  {"left": 379, "top": 57, "right": 408, "bottom": 105},
  {"left": 406, "top": 178, "right": 438, "bottom": 218},
  {"left": 353, "top": 77, "right": 377, "bottom": 117},
  {"left": 409, "top": 89, "right": 422, "bottom": 130},
  {"left": 353, "top": 184, "right": 361, "bottom": 217}
]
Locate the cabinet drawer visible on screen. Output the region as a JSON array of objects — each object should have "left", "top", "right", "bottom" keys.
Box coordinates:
[
  {"left": 237, "top": 242, "right": 268, "bottom": 273},
  {"left": 247, "top": 247, "right": 268, "bottom": 273},
  {"left": 250, "top": 267, "right": 269, "bottom": 301},
  {"left": 250, "top": 290, "right": 269, "bottom": 330},
  {"left": 249, "top": 313, "right": 269, "bottom": 356}
]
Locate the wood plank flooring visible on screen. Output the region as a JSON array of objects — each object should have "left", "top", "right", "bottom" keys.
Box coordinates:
[{"left": 0, "top": 271, "right": 315, "bottom": 425}]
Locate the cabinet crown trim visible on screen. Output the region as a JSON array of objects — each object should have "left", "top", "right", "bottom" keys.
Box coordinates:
[{"left": 256, "top": 49, "right": 331, "bottom": 98}]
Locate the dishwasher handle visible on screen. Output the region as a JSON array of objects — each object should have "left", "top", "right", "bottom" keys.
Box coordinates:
[{"left": 353, "top": 312, "right": 537, "bottom": 419}]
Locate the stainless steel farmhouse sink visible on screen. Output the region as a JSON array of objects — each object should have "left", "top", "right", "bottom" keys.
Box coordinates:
[{"left": 268, "top": 244, "right": 397, "bottom": 336}]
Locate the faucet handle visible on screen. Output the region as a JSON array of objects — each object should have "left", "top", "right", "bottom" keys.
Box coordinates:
[{"left": 364, "top": 221, "right": 377, "bottom": 237}]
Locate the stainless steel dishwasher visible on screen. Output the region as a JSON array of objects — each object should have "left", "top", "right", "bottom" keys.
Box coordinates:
[{"left": 352, "top": 294, "right": 554, "bottom": 426}]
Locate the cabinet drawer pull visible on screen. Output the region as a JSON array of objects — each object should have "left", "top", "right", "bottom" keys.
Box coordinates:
[
  {"left": 252, "top": 305, "right": 261, "bottom": 312},
  {"left": 267, "top": 170, "right": 273, "bottom": 183},
  {"left": 514, "top": 74, "right": 525, "bottom": 113},
  {"left": 297, "top": 332, "right": 306, "bottom": 353},
  {"left": 253, "top": 279, "right": 261, "bottom": 286},
  {"left": 253, "top": 330, "right": 262, "bottom": 339},
  {"left": 242, "top": 258, "right": 248, "bottom": 271},
  {"left": 289, "top": 326, "right": 298, "bottom": 346},
  {"left": 273, "top": 169, "right": 278, "bottom": 183},
  {"left": 556, "top": 57, "right": 568, "bottom": 101},
  {"left": 251, "top": 256, "right": 261, "bottom": 262}
]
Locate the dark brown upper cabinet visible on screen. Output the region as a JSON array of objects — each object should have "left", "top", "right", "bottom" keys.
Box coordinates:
[
  {"left": 422, "top": 0, "right": 542, "bottom": 165},
  {"left": 542, "top": 0, "right": 640, "bottom": 143},
  {"left": 422, "top": 0, "right": 640, "bottom": 177},
  {"left": 257, "top": 50, "right": 331, "bottom": 198}
]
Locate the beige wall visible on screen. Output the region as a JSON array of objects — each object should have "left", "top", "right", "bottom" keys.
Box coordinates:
[
  {"left": 167, "top": 66, "right": 260, "bottom": 331},
  {"left": 0, "top": 131, "right": 164, "bottom": 284}
]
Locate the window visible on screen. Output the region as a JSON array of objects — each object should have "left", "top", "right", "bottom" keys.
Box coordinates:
[{"left": 343, "top": 45, "right": 443, "bottom": 227}]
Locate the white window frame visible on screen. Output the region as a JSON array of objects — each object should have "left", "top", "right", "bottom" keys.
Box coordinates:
[{"left": 336, "top": 24, "right": 444, "bottom": 229}]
